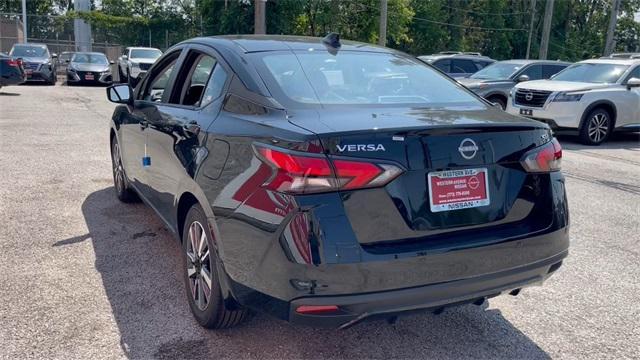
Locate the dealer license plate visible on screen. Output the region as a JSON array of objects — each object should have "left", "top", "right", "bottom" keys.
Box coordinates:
[
  {"left": 85, "top": 73, "right": 95, "bottom": 80},
  {"left": 428, "top": 168, "right": 490, "bottom": 212},
  {"left": 519, "top": 108, "right": 533, "bottom": 116}
]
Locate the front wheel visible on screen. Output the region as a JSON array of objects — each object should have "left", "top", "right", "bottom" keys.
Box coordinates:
[
  {"left": 110, "top": 137, "right": 139, "bottom": 203},
  {"left": 579, "top": 108, "right": 612, "bottom": 146},
  {"left": 182, "top": 204, "right": 248, "bottom": 329}
]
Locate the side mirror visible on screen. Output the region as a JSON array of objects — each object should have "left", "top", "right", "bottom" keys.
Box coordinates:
[
  {"left": 107, "top": 84, "right": 133, "bottom": 105},
  {"left": 51, "top": 53, "right": 58, "bottom": 58},
  {"left": 121, "top": 55, "right": 128, "bottom": 60},
  {"left": 109, "top": 60, "right": 115, "bottom": 65},
  {"left": 517, "top": 74, "right": 530, "bottom": 83},
  {"left": 626, "top": 77, "right": 640, "bottom": 89}
]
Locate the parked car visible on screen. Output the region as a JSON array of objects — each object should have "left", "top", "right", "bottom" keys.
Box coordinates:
[
  {"left": 418, "top": 52, "right": 496, "bottom": 78},
  {"left": 66, "top": 52, "right": 114, "bottom": 86},
  {"left": 507, "top": 58, "right": 640, "bottom": 145},
  {"left": 106, "top": 35, "right": 569, "bottom": 329},
  {"left": 602, "top": 53, "right": 640, "bottom": 59},
  {"left": 8, "top": 43, "right": 57, "bottom": 84},
  {"left": 458, "top": 60, "right": 570, "bottom": 109},
  {"left": 57, "top": 51, "right": 75, "bottom": 74},
  {"left": 0, "top": 52, "right": 26, "bottom": 89},
  {"left": 117, "top": 47, "right": 162, "bottom": 85}
]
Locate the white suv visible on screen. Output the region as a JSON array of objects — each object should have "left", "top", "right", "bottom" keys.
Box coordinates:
[
  {"left": 506, "top": 59, "right": 640, "bottom": 145},
  {"left": 117, "top": 47, "right": 162, "bottom": 85}
]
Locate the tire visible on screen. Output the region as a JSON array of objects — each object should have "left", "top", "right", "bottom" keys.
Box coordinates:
[
  {"left": 487, "top": 96, "right": 506, "bottom": 110},
  {"left": 579, "top": 107, "right": 613, "bottom": 146},
  {"left": 182, "top": 204, "right": 248, "bottom": 329},
  {"left": 110, "top": 136, "right": 139, "bottom": 203}
]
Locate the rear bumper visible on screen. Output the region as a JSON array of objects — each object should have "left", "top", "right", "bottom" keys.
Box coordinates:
[{"left": 288, "top": 250, "right": 567, "bottom": 328}]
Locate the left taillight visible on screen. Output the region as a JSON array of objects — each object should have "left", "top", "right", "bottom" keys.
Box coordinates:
[
  {"left": 7, "top": 59, "right": 21, "bottom": 67},
  {"left": 520, "top": 138, "right": 562, "bottom": 173},
  {"left": 254, "top": 145, "right": 404, "bottom": 194}
]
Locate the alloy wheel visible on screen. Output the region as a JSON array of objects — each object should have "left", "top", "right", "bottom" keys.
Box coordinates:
[
  {"left": 587, "top": 113, "right": 609, "bottom": 143},
  {"left": 112, "top": 141, "right": 125, "bottom": 194},
  {"left": 186, "top": 221, "right": 212, "bottom": 311}
]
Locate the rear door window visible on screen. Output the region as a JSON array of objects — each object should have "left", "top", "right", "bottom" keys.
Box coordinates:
[
  {"left": 520, "top": 64, "right": 543, "bottom": 80},
  {"left": 433, "top": 59, "right": 450, "bottom": 73},
  {"left": 543, "top": 65, "right": 567, "bottom": 79},
  {"left": 452, "top": 59, "right": 478, "bottom": 74}
]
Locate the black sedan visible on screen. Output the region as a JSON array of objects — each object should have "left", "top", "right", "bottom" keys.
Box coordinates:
[
  {"left": 0, "top": 52, "right": 26, "bottom": 90},
  {"left": 106, "top": 34, "right": 569, "bottom": 329},
  {"left": 67, "top": 52, "right": 114, "bottom": 85}
]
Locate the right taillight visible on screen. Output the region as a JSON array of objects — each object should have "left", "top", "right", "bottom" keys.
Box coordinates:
[
  {"left": 254, "top": 145, "right": 404, "bottom": 194},
  {"left": 520, "top": 138, "right": 562, "bottom": 173},
  {"left": 7, "top": 59, "right": 20, "bottom": 67}
]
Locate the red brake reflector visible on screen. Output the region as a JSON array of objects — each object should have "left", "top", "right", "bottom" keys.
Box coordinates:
[{"left": 296, "top": 305, "right": 339, "bottom": 315}]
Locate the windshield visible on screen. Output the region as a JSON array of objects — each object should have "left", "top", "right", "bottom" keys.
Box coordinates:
[
  {"left": 130, "top": 49, "right": 162, "bottom": 59},
  {"left": 470, "top": 62, "right": 522, "bottom": 80},
  {"left": 72, "top": 53, "right": 108, "bottom": 64},
  {"left": 258, "top": 51, "right": 481, "bottom": 107},
  {"left": 552, "top": 63, "right": 630, "bottom": 83},
  {"left": 10, "top": 45, "right": 48, "bottom": 58}
]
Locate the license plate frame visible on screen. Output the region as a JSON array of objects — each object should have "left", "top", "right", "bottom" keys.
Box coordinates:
[
  {"left": 519, "top": 108, "right": 533, "bottom": 116},
  {"left": 85, "top": 73, "right": 95, "bottom": 81},
  {"left": 428, "top": 168, "right": 490, "bottom": 213}
]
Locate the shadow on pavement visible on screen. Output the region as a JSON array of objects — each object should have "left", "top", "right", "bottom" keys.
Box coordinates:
[
  {"left": 61, "top": 187, "right": 551, "bottom": 359},
  {"left": 558, "top": 132, "right": 640, "bottom": 151},
  {"left": 0, "top": 90, "right": 20, "bottom": 96}
]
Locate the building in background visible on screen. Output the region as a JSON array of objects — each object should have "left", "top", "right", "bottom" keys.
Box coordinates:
[{"left": 0, "top": 17, "right": 24, "bottom": 53}]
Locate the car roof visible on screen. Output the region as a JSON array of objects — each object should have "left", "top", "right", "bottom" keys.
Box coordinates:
[
  {"left": 493, "top": 59, "right": 571, "bottom": 65},
  {"left": 419, "top": 54, "right": 494, "bottom": 61},
  {"left": 580, "top": 58, "right": 640, "bottom": 65},
  {"left": 127, "top": 47, "right": 161, "bottom": 51},
  {"left": 12, "top": 43, "right": 47, "bottom": 48},
  {"left": 190, "top": 35, "right": 398, "bottom": 54},
  {"left": 73, "top": 52, "right": 106, "bottom": 56}
]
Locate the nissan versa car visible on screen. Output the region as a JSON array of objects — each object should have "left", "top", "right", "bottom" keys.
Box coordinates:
[
  {"left": 66, "top": 52, "right": 114, "bottom": 85},
  {"left": 106, "top": 35, "right": 569, "bottom": 329},
  {"left": 9, "top": 43, "right": 57, "bottom": 84},
  {"left": 507, "top": 58, "right": 640, "bottom": 145},
  {"left": 0, "top": 52, "right": 26, "bottom": 89}
]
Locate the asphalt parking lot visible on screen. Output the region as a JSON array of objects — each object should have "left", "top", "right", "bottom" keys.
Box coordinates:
[{"left": 0, "top": 83, "right": 639, "bottom": 359}]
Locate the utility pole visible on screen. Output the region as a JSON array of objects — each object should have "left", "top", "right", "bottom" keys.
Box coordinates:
[
  {"left": 539, "top": 0, "right": 554, "bottom": 60},
  {"left": 526, "top": 0, "right": 537, "bottom": 59},
  {"left": 604, "top": 0, "right": 621, "bottom": 56},
  {"left": 21, "top": 0, "right": 27, "bottom": 43},
  {"left": 254, "top": 0, "right": 266, "bottom": 35},
  {"left": 378, "top": 0, "right": 388, "bottom": 46}
]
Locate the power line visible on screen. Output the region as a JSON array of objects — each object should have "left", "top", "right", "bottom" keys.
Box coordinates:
[
  {"left": 411, "top": 15, "right": 529, "bottom": 32},
  {"left": 359, "top": 3, "right": 529, "bottom": 32},
  {"left": 440, "top": 4, "right": 529, "bottom": 16}
]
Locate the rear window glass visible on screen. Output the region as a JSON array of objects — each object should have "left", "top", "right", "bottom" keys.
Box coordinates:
[{"left": 257, "top": 51, "right": 481, "bottom": 107}]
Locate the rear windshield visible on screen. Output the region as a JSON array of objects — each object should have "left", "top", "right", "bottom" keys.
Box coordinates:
[
  {"left": 72, "top": 53, "right": 108, "bottom": 64},
  {"left": 552, "top": 63, "right": 629, "bottom": 83},
  {"left": 10, "top": 45, "right": 48, "bottom": 58},
  {"left": 255, "top": 51, "right": 482, "bottom": 107}
]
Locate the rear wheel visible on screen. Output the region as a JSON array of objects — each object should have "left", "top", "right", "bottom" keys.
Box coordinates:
[
  {"left": 182, "top": 204, "right": 248, "bottom": 329},
  {"left": 579, "top": 108, "right": 612, "bottom": 145},
  {"left": 110, "top": 137, "right": 139, "bottom": 202}
]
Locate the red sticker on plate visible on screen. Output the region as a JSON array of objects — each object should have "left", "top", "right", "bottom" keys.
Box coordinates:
[{"left": 428, "top": 168, "right": 490, "bottom": 212}]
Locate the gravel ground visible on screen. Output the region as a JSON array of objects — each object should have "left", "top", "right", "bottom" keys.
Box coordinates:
[{"left": 0, "top": 83, "right": 639, "bottom": 359}]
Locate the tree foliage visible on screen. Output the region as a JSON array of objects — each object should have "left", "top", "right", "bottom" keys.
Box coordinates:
[{"left": 3, "top": 0, "right": 639, "bottom": 61}]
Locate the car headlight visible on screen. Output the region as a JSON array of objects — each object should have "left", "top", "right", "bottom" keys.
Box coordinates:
[{"left": 552, "top": 92, "right": 583, "bottom": 102}]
